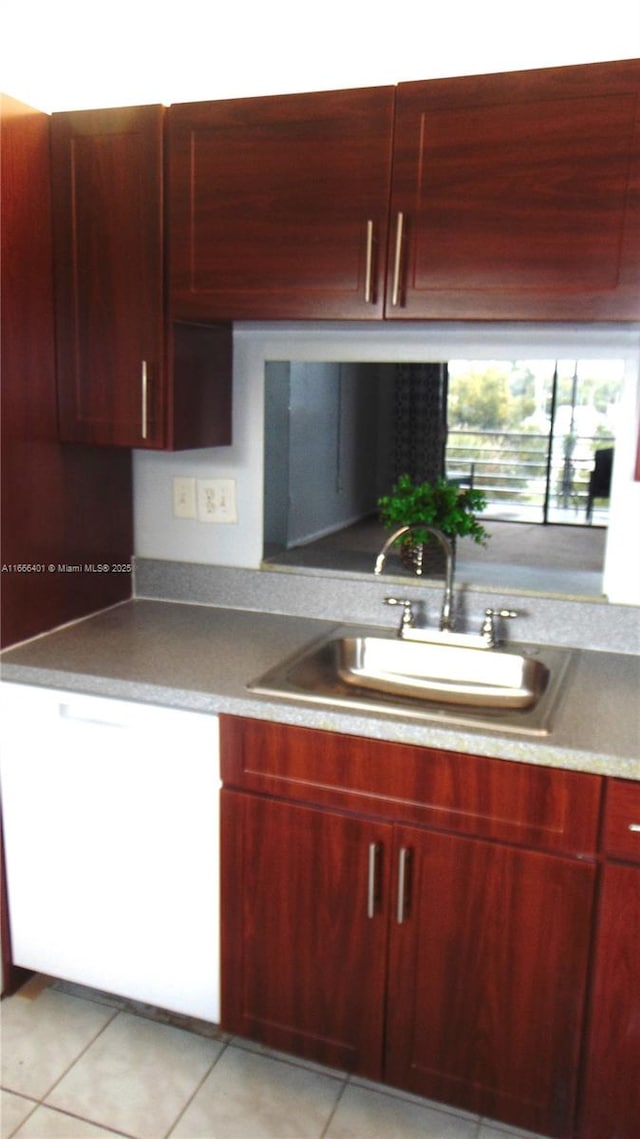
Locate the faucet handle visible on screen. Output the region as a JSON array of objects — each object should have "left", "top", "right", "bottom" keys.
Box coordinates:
[
  {"left": 384, "top": 596, "right": 415, "bottom": 632},
  {"left": 481, "top": 608, "right": 519, "bottom": 646}
]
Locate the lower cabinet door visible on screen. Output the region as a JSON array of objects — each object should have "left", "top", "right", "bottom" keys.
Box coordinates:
[
  {"left": 221, "top": 790, "right": 391, "bottom": 1077},
  {"left": 385, "top": 827, "right": 596, "bottom": 1139},
  {"left": 580, "top": 862, "right": 640, "bottom": 1139}
]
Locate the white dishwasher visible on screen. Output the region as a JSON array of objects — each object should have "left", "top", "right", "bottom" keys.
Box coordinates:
[{"left": 0, "top": 682, "right": 221, "bottom": 1022}]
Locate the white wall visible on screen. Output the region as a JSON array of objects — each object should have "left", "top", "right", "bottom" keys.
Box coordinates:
[
  {"left": 3, "top": 1, "right": 639, "bottom": 112},
  {"left": 263, "top": 361, "right": 394, "bottom": 552},
  {"left": 133, "top": 322, "right": 640, "bottom": 606}
]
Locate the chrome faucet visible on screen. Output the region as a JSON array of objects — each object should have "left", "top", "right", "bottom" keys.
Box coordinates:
[{"left": 374, "top": 523, "right": 455, "bottom": 632}]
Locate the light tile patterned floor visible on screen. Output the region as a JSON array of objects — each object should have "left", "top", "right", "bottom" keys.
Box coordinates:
[{"left": 1, "top": 978, "right": 550, "bottom": 1139}]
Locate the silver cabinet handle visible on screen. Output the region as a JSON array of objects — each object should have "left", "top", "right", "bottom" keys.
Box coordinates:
[
  {"left": 141, "top": 360, "right": 149, "bottom": 440},
  {"left": 364, "top": 220, "right": 374, "bottom": 304},
  {"left": 629, "top": 824, "right": 640, "bottom": 833},
  {"left": 367, "top": 841, "right": 381, "bottom": 918},
  {"left": 391, "top": 211, "right": 404, "bottom": 307},
  {"left": 397, "top": 846, "right": 411, "bottom": 924}
]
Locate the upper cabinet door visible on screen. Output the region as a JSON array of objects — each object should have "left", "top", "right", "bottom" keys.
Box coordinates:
[
  {"left": 51, "top": 106, "right": 165, "bottom": 447},
  {"left": 386, "top": 60, "right": 640, "bottom": 321},
  {"left": 168, "top": 87, "right": 395, "bottom": 320}
]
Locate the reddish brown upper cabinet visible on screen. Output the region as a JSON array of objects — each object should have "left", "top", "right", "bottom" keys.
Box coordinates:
[
  {"left": 51, "top": 106, "right": 232, "bottom": 449},
  {"left": 220, "top": 717, "right": 601, "bottom": 1139},
  {"left": 387, "top": 60, "right": 640, "bottom": 321},
  {"left": 168, "top": 61, "right": 640, "bottom": 323},
  {"left": 168, "top": 86, "right": 395, "bottom": 320},
  {"left": 580, "top": 780, "right": 640, "bottom": 1139}
]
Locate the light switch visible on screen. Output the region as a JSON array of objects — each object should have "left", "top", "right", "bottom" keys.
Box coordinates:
[{"left": 173, "top": 477, "right": 197, "bottom": 519}]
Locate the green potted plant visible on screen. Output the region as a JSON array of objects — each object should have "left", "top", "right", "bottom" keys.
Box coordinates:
[{"left": 377, "top": 474, "right": 489, "bottom": 575}]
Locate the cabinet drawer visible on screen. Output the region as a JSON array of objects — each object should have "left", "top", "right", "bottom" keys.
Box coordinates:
[
  {"left": 602, "top": 779, "right": 640, "bottom": 863},
  {"left": 220, "top": 716, "right": 602, "bottom": 856}
]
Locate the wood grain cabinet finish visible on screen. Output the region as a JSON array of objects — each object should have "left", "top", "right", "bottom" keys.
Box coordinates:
[
  {"left": 580, "top": 862, "right": 640, "bottom": 1139},
  {"left": 388, "top": 60, "right": 640, "bottom": 321},
  {"left": 222, "top": 791, "right": 391, "bottom": 1075},
  {"left": 220, "top": 716, "right": 601, "bottom": 1138},
  {"left": 169, "top": 60, "right": 640, "bottom": 323},
  {"left": 385, "top": 826, "right": 594, "bottom": 1136},
  {"left": 51, "top": 106, "right": 232, "bottom": 449},
  {"left": 168, "top": 86, "right": 395, "bottom": 321},
  {"left": 1, "top": 95, "right": 133, "bottom": 651},
  {"left": 601, "top": 778, "right": 640, "bottom": 863},
  {"left": 579, "top": 781, "right": 640, "bottom": 1139},
  {"left": 220, "top": 716, "right": 602, "bottom": 855}
]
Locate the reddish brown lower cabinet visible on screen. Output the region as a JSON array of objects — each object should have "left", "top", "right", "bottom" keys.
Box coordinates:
[
  {"left": 221, "top": 716, "right": 601, "bottom": 1138},
  {"left": 580, "top": 780, "right": 640, "bottom": 1139},
  {"left": 385, "top": 827, "right": 594, "bottom": 1136},
  {"left": 221, "top": 791, "right": 390, "bottom": 1075}
]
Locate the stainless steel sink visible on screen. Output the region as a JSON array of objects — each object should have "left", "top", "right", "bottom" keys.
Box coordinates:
[
  {"left": 336, "top": 635, "right": 549, "bottom": 709},
  {"left": 248, "top": 626, "right": 573, "bottom": 736}
]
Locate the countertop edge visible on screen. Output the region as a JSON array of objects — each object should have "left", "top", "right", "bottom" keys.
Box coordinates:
[{"left": 2, "top": 651, "right": 638, "bottom": 782}]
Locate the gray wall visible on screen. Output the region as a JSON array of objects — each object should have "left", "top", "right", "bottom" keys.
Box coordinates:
[{"left": 265, "top": 361, "right": 395, "bottom": 551}]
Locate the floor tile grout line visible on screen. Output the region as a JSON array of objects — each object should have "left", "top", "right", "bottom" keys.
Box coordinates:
[
  {"left": 8, "top": 1097, "right": 137, "bottom": 1139},
  {"left": 344, "top": 1071, "right": 482, "bottom": 1127},
  {"left": 4, "top": 985, "right": 545, "bottom": 1139},
  {"left": 1, "top": 1001, "right": 120, "bottom": 1108},
  {"left": 1, "top": 1090, "right": 134, "bottom": 1139},
  {"left": 319, "top": 1078, "right": 350, "bottom": 1139},
  {"left": 163, "top": 1037, "right": 231, "bottom": 1139},
  {"left": 227, "top": 1035, "right": 348, "bottom": 1085},
  {"left": 4, "top": 1091, "right": 39, "bottom": 1139},
  {"left": 36, "top": 1005, "right": 122, "bottom": 1107},
  {"left": 51, "top": 979, "right": 231, "bottom": 1044}
]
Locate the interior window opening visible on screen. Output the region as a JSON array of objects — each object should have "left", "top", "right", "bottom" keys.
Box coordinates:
[{"left": 262, "top": 358, "right": 625, "bottom": 598}]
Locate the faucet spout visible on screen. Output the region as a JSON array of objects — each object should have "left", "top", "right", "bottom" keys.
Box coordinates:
[
  {"left": 374, "top": 522, "right": 455, "bottom": 632},
  {"left": 373, "top": 524, "right": 413, "bottom": 576}
]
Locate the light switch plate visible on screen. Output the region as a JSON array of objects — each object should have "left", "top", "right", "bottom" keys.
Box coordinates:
[
  {"left": 172, "top": 477, "right": 197, "bottom": 519},
  {"left": 197, "top": 478, "right": 237, "bottom": 523}
]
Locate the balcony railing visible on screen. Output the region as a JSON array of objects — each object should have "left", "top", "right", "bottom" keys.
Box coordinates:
[{"left": 446, "top": 429, "right": 615, "bottom": 525}]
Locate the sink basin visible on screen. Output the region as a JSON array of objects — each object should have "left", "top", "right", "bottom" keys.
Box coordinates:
[
  {"left": 248, "top": 626, "right": 573, "bottom": 736},
  {"left": 336, "top": 636, "right": 548, "bottom": 710}
]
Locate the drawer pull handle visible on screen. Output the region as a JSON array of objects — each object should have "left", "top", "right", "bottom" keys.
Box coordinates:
[
  {"left": 628, "top": 823, "right": 640, "bottom": 833},
  {"left": 397, "top": 846, "right": 412, "bottom": 925},
  {"left": 367, "top": 842, "right": 381, "bottom": 919},
  {"left": 364, "top": 220, "right": 374, "bottom": 304}
]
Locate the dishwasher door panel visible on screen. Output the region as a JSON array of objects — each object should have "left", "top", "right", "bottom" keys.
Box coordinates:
[{"left": 0, "top": 683, "right": 221, "bottom": 1022}]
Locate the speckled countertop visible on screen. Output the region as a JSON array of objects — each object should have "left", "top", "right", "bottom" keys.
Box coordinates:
[{"left": 1, "top": 599, "right": 639, "bottom": 780}]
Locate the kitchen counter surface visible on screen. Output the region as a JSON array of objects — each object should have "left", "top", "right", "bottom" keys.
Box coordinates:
[{"left": 1, "top": 599, "right": 638, "bottom": 779}]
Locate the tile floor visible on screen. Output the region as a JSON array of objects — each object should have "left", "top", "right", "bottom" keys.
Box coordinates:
[{"left": 1, "top": 976, "right": 549, "bottom": 1139}]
